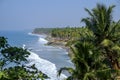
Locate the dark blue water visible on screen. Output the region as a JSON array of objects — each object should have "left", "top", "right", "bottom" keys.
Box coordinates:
[
  {"left": 0, "top": 30, "right": 73, "bottom": 80},
  {"left": 0, "top": 31, "right": 37, "bottom": 46}
]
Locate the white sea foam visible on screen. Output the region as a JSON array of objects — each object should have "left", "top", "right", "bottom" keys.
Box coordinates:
[
  {"left": 28, "top": 32, "right": 46, "bottom": 37},
  {"left": 27, "top": 33, "right": 67, "bottom": 80},
  {"left": 67, "top": 60, "right": 73, "bottom": 64},
  {"left": 65, "top": 52, "right": 68, "bottom": 54},
  {"left": 27, "top": 51, "right": 67, "bottom": 80},
  {"left": 22, "top": 44, "right": 26, "bottom": 49},
  {"left": 38, "top": 37, "right": 48, "bottom": 44},
  {"left": 28, "top": 32, "right": 40, "bottom": 37},
  {"left": 28, "top": 32, "right": 48, "bottom": 44}
]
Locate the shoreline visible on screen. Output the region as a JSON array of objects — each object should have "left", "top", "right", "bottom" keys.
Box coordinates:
[
  {"left": 30, "top": 32, "right": 73, "bottom": 62},
  {"left": 28, "top": 32, "right": 70, "bottom": 79},
  {"left": 45, "top": 35, "right": 70, "bottom": 52},
  {"left": 45, "top": 35, "right": 74, "bottom": 59},
  {"left": 32, "top": 32, "right": 72, "bottom": 57}
]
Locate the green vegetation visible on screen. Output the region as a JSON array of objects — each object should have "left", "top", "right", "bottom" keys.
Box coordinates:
[
  {"left": 58, "top": 4, "right": 120, "bottom": 80},
  {"left": 1, "top": 3, "right": 120, "bottom": 80},
  {"left": 33, "top": 28, "right": 54, "bottom": 35},
  {"left": 51, "top": 27, "right": 82, "bottom": 41},
  {"left": 0, "top": 37, "right": 48, "bottom": 80},
  {"left": 51, "top": 27, "right": 93, "bottom": 46},
  {"left": 33, "top": 27, "right": 92, "bottom": 47},
  {"left": 33, "top": 27, "right": 89, "bottom": 48}
]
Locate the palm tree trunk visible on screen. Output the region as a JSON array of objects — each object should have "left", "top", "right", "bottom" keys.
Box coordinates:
[
  {"left": 112, "top": 61, "right": 120, "bottom": 80},
  {"left": 113, "top": 62, "right": 119, "bottom": 70}
]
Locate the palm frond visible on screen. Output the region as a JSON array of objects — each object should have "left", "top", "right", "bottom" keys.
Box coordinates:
[
  {"left": 58, "top": 67, "right": 74, "bottom": 76},
  {"left": 85, "top": 8, "right": 94, "bottom": 18},
  {"left": 95, "top": 68, "right": 117, "bottom": 79},
  {"left": 108, "top": 20, "right": 120, "bottom": 37}
]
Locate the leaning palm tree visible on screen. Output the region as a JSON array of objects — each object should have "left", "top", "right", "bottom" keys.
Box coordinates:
[
  {"left": 58, "top": 41, "right": 98, "bottom": 80},
  {"left": 59, "top": 39, "right": 117, "bottom": 80},
  {"left": 82, "top": 4, "right": 115, "bottom": 42},
  {"left": 82, "top": 3, "right": 120, "bottom": 70}
]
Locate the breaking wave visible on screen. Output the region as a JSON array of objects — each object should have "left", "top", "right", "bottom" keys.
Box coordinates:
[
  {"left": 26, "top": 33, "right": 67, "bottom": 80},
  {"left": 38, "top": 37, "right": 48, "bottom": 44},
  {"left": 27, "top": 51, "right": 66, "bottom": 80}
]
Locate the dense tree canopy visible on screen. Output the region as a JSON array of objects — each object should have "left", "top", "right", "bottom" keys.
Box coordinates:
[
  {"left": 0, "top": 37, "right": 48, "bottom": 80},
  {"left": 51, "top": 27, "right": 82, "bottom": 41},
  {"left": 33, "top": 28, "right": 53, "bottom": 35}
]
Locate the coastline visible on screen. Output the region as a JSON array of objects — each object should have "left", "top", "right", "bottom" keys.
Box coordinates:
[
  {"left": 45, "top": 35, "right": 71, "bottom": 53},
  {"left": 32, "top": 32, "right": 72, "bottom": 57},
  {"left": 45, "top": 35, "right": 74, "bottom": 59},
  {"left": 48, "top": 36, "right": 74, "bottom": 60},
  {"left": 28, "top": 32, "right": 70, "bottom": 79}
]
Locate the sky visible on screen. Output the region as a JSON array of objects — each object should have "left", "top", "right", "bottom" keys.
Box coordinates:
[{"left": 0, "top": 0, "right": 120, "bottom": 31}]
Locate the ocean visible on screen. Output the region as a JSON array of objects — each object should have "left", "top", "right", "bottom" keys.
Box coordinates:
[{"left": 0, "top": 30, "right": 73, "bottom": 80}]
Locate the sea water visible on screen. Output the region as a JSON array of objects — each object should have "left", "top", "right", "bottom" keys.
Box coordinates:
[{"left": 0, "top": 30, "right": 73, "bottom": 80}]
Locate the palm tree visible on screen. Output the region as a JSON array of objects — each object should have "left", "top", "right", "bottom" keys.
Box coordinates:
[
  {"left": 59, "top": 40, "right": 117, "bottom": 80},
  {"left": 58, "top": 3, "right": 120, "bottom": 80},
  {"left": 82, "top": 3, "right": 120, "bottom": 70},
  {"left": 82, "top": 4, "right": 115, "bottom": 42},
  {"left": 58, "top": 41, "right": 97, "bottom": 80}
]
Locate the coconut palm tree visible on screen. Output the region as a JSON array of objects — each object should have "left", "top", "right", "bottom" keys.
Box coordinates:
[
  {"left": 82, "top": 3, "right": 120, "bottom": 70},
  {"left": 59, "top": 40, "right": 117, "bottom": 80},
  {"left": 82, "top": 4, "right": 115, "bottom": 42},
  {"left": 58, "top": 3, "right": 120, "bottom": 80},
  {"left": 58, "top": 41, "right": 97, "bottom": 80}
]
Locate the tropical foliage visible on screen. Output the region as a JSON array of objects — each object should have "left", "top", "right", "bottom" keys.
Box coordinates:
[
  {"left": 0, "top": 37, "right": 48, "bottom": 80},
  {"left": 58, "top": 4, "right": 120, "bottom": 80},
  {"left": 33, "top": 28, "right": 53, "bottom": 35},
  {"left": 51, "top": 27, "right": 92, "bottom": 47},
  {"left": 51, "top": 27, "right": 84, "bottom": 41},
  {"left": 82, "top": 3, "right": 120, "bottom": 70}
]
